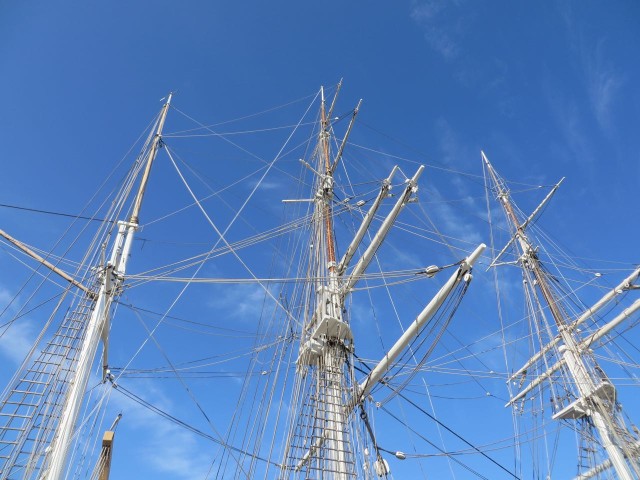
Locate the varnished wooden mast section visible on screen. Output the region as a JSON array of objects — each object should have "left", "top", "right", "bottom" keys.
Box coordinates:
[
  {"left": 130, "top": 93, "right": 173, "bottom": 225},
  {"left": 95, "top": 414, "right": 121, "bottom": 480},
  {"left": 0, "top": 228, "right": 93, "bottom": 297}
]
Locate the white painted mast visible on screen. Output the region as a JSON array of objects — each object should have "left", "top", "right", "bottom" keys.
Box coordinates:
[
  {"left": 356, "top": 243, "right": 485, "bottom": 401},
  {"left": 293, "top": 243, "right": 485, "bottom": 474},
  {"left": 316, "top": 85, "right": 349, "bottom": 479},
  {"left": 483, "top": 151, "right": 640, "bottom": 480},
  {"left": 287, "top": 86, "right": 486, "bottom": 478},
  {"left": 44, "top": 94, "right": 172, "bottom": 479}
]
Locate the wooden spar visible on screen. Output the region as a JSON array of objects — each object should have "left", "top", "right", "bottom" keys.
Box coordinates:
[
  {"left": 320, "top": 87, "right": 337, "bottom": 271},
  {"left": 330, "top": 99, "right": 362, "bottom": 174},
  {"left": 326, "top": 78, "right": 342, "bottom": 122},
  {"left": 337, "top": 165, "right": 398, "bottom": 275},
  {"left": 507, "top": 300, "right": 640, "bottom": 407},
  {"left": 340, "top": 166, "right": 424, "bottom": 299},
  {"left": 94, "top": 414, "right": 122, "bottom": 480},
  {"left": 0, "top": 228, "right": 93, "bottom": 297},
  {"left": 129, "top": 92, "right": 173, "bottom": 225},
  {"left": 0, "top": 94, "right": 172, "bottom": 302},
  {"left": 508, "top": 265, "right": 640, "bottom": 383},
  {"left": 356, "top": 243, "right": 485, "bottom": 400},
  {"left": 487, "top": 172, "right": 564, "bottom": 270}
]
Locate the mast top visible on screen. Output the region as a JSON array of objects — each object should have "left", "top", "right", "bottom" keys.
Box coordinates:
[{"left": 129, "top": 92, "right": 173, "bottom": 225}]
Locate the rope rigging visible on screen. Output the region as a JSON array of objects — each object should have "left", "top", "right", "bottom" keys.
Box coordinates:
[{"left": 2, "top": 84, "right": 640, "bottom": 480}]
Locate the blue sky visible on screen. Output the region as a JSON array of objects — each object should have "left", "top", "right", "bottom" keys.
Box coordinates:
[{"left": 1, "top": 1, "right": 640, "bottom": 479}]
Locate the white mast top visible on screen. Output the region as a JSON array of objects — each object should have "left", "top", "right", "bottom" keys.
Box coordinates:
[{"left": 45, "top": 94, "right": 172, "bottom": 479}]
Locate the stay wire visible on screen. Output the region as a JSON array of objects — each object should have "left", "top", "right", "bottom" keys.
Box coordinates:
[
  {"left": 378, "top": 280, "right": 469, "bottom": 404},
  {"left": 126, "top": 301, "right": 251, "bottom": 477},
  {"left": 0, "top": 202, "right": 111, "bottom": 223},
  {"left": 380, "top": 406, "right": 490, "bottom": 480},
  {"left": 388, "top": 387, "right": 521, "bottom": 479},
  {"left": 165, "top": 89, "right": 320, "bottom": 136},
  {"left": 163, "top": 99, "right": 315, "bottom": 330},
  {"left": 112, "top": 383, "right": 283, "bottom": 469},
  {"left": 352, "top": 353, "right": 519, "bottom": 479}
]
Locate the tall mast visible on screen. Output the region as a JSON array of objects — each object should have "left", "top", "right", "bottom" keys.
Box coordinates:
[
  {"left": 283, "top": 86, "right": 376, "bottom": 478},
  {"left": 43, "top": 94, "right": 172, "bottom": 479},
  {"left": 320, "top": 87, "right": 338, "bottom": 280},
  {"left": 283, "top": 86, "right": 485, "bottom": 479},
  {"left": 130, "top": 93, "right": 172, "bottom": 225},
  {"left": 483, "top": 152, "right": 640, "bottom": 480},
  {"left": 316, "top": 85, "right": 351, "bottom": 478}
]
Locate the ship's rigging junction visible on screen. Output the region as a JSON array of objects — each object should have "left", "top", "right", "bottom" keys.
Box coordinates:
[
  {"left": 0, "top": 85, "right": 638, "bottom": 480},
  {"left": 483, "top": 153, "right": 640, "bottom": 480}
]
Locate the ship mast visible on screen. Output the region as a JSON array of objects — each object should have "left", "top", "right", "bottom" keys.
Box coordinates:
[
  {"left": 0, "top": 95, "right": 171, "bottom": 480},
  {"left": 45, "top": 93, "right": 172, "bottom": 479},
  {"left": 282, "top": 86, "right": 485, "bottom": 479},
  {"left": 483, "top": 152, "right": 640, "bottom": 480},
  {"left": 90, "top": 414, "right": 122, "bottom": 480},
  {"left": 307, "top": 85, "right": 353, "bottom": 479}
]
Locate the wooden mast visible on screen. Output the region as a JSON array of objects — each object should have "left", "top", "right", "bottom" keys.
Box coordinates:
[
  {"left": 93, "top": 414, "right": 122, "bottom": 480},
  {"left": 320, "top": 87, "right": 337, "bottom": 276}
]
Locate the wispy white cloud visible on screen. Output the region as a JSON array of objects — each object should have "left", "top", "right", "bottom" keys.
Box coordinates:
[
  {"left": 411, "top": 0, "right": 522, "bottom": 125},
  {"left": 384, "top": 241, "right": 423, "bottom": 270},
  {"left": 558, "top": 4, "right": 623, "bottom": 134},
  {"left": 0, "top": 286, "right": 11, "bottom": 306},
  {"left": 582, "top": 40, "right": 623, "bottom": 132},
  {"left": 143, "top": 424, "right": 212, "bottom": 479},
  {"left": 414, "top": 119, "right": 488, "bottom": 255},
  {"left": 207, "top": 284, "right": 275, "bottom": 322},
  {"left": 410, "top": 0, "right": 463, "bottom": 61},
  {"left": 541, "top": 72, "right": 595, "bottom": 167},
  {"left": 434, "top": 117, "right": 477, "bottom": 168},
  {"left": 0, "top": 320, "right": 36, "bottom": 364},
  {"left": 250, "top": 179, "right": 282, "bottom": 191},
  {"left": 429, "top": 190, "right": 483, "bottom": 247},
  {"left": 435, "top": 118, "right": 460, "bottom": 166},
  {"left": 0, "top": 286, "right": 37, "bottom": 364},
  {"left": 110, "top": 381, "right": 213, "bottom": 480}
]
